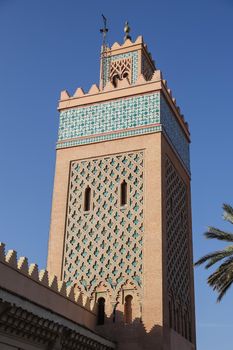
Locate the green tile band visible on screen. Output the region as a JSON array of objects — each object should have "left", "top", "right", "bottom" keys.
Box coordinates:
[{"left": 57, "top": 92, "right": 190, "bottom": 172}]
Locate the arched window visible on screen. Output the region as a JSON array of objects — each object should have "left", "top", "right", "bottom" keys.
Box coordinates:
[
  {"left": 112, "top": 74, "right": 119, "bottom": 87},
  {"left": 124, "top": 295, "right": 133, "bottom": 324},
  {"left": 84, "top": 186, "right": 91, "bottom": 211},
  {"left": 120, "top": 180, "right": 127, "bottom": 206},
  {"left": 97, "top": 297, "right": 105, "bottom": 325}
]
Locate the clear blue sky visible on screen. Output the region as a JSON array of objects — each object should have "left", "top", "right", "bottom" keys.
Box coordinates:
[{"left": 0, "top": 1, "right": 233, "bottom": 349}]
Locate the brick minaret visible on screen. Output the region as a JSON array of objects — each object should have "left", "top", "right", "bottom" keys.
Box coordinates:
[{"left": 47, "top": 34, "right": 196, "bottom": 350}]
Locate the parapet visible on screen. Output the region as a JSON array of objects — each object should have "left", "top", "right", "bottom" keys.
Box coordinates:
[
  {"left": 0, "top": 242, "right": 97, "bottom": 330},
  {"left": 59, "top": 70, "right": 189, "bottom": 139}
]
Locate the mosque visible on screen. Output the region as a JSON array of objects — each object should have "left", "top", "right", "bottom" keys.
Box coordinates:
[{"left": 0, "top": 23, "right": 196, "bottom": 350}]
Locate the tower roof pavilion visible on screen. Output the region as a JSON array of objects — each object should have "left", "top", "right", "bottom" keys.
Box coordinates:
[{"left": 58, "top": 35, "right": 190, "bottom": 172}]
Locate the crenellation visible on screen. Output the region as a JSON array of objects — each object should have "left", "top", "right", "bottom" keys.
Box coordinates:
[
  {"left": 28, "top": 263, "right": 39, "bottom": 280},
  {"left": 0, "top": 243, "right": 94, "bottom": 310},
  {"left": 90, "top": 301, "right": 95, "bottom": 313},
  {"left": 111, "top": 41, "right": 121, "bottom": 50},
  {"left": 58, "top": 280, "right": 67, "bottom": 296},
  {"left": 88, "top": 84, "right": 100, "bottom": 94},
  {"left": 17, "top": 256, "right": 29, "bottom": 273},
  {"left": 74, "top": 87, "right": 85, "bottom": 97},
  {"left": 57, "top": 68, "right": 187, "bottom": 134},
  {"left": 39, "top": 269, "right": 49, "bottom": 286},
  {"left": 67, "top": 285, "right": 76, "bottom": 301},
  {"left": 84, "top": 297, "right": 91, "bottom": 311},
  {"left": 108, "top": 36, "right": 143, "bottom": 51},
  {"left": 0, "top": 242, "right": 5, "bottom": 261},
  {"left": 5, "top": 249, "right": 17, "bottom": 267},
  {"left": 60, "top": 90, "right": 70, "bottom": 100},
  {"left": 48, "top": 274, "right": 59, "bottom": 291},
  {"left": 75, "top": 291, "right": 84, "bottom": 306}
]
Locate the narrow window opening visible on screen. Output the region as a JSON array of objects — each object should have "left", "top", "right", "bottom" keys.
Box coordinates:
[
  {"left": 97, "top": 297, "right": 105, "bottom": 325},
  {"left": 120, "top": 180, "right": 127, "bottom": 206},
  {"left": 124, "top": 295, "right": 133, "bottom": 324},
  {"left": 84, "top": 186, "right": 91, "bottom": 211},
  {"left": 112, "top": 74, "right": 119, "bottom": 88}
]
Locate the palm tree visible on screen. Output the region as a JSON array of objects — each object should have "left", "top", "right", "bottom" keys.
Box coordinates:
[{"left": 195, "top": 203, "right": 233, "bottom": 302}]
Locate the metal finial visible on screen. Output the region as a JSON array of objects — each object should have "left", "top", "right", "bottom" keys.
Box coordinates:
[
  {"left": 124, "top": 21, "right": 131, "bottom": 42},
  {"left": 100, "top": 14, "right": 108, "bottom": 47}
]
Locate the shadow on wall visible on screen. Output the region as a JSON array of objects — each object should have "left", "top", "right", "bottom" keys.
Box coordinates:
[{"left": 96, "top": 309, "right": 164, "bottom": 350}]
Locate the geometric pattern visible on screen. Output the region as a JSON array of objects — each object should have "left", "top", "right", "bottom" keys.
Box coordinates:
[
  {"left": 57, "top": 125, "right": 162, "bottom": 149},
  {"left": 110, "top": 58, "right": 132, "bottom": 85},
  {"left": 160, "top": 95, "right": 190, "bottom": 172},
  {"left": 102, "top": 51, "right": 139, "bottom": 87},
  {"left": 58, "top": 93, "right": 160, "bottom": 140},
  {"left": 141, "top": 54, "right": 154, "bottom": 80},
  {"left": 63, "top": 151, "right": 144, "bottom": 300},
  {"left": 57, "top": 92, "right": 190, "bottom": 173},
  {"left": 165, "top": 157, "right": 192, "bottom": 340}
]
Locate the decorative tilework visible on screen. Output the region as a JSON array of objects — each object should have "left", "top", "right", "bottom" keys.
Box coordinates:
[
  {"left": 57, "top": 92, "right": 190, "bottom": 173},
  {"left": 102, "top": 51, "right": 138, "bottom": 87},
  {"left": 165, "top": 157, "right": 192, "bottom": 340},
  {"left": 160, "top": 95, "right": 190, "bottom": 172},
  {"left": 58, "top": 93, "right": 160, "bottom": 141},
  {"left": 141, "top": 54, "right": 154, "bottom": 80},
  {"left": 57, "top": 125, "right": 162, "bottom": 149},
  {"left": 63, "top": 151, "right": 144, "bottom": 300}
]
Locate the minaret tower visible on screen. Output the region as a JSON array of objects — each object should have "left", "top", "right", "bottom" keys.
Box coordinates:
[{"left": 47, "top": 26, "right": 196, "bottom": 350}]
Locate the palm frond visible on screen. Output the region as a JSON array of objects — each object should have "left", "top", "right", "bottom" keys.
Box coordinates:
[
  {"left": 217, "top": 273, "right": 233, "bottom": 302},
  {"left": 196, "top": 203, "right": 233, "bottom": 302},
  {"left": 207, "top": 258, "right": 233, "bottom": 288},
  {"left": 204, "top": 227, "right": 233, "bottom": 242},
  {"left": 207, "top": 257, "right": 233, "bottom": 301},
  {"left": 194, "top": 246, "right": 233, "bottom": 268},
  {"left": 223, "top": 203, "right": 233, "bottom": 225}
]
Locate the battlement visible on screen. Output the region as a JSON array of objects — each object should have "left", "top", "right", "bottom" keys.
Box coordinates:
[
  {"left": 59, "top": 71, "right": 189, "bottom": 136},
  {"left": 58, "top": 35, "right": 189, "bottom": 139},
  {"left": 0, "top": 242, "right": 97, "bottom": 329},
  {"left": 104, "top": 35, "right": 153, "bottom": 55}
]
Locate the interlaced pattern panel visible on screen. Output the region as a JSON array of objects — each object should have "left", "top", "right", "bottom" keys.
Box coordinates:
[
  {"left": 110, "top": 58, "right": 132, "bottom": 84},
  {"left": 141, "top": 54, "right": 154, "bottom": 81},
  {"left": 165, "top": 157, "right": 192, "bottom": 341},
  {"left": 63, "top": 152, "right": 144, "bottom": 299}
]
